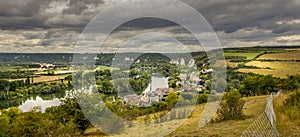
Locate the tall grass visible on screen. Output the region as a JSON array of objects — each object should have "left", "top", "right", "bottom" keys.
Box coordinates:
[{"left": 274, "top": 91, "right": 300, "bottom": 136}]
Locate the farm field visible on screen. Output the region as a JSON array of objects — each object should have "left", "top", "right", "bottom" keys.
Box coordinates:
[
  {"left": 85, "top": 96, "right": 268, "bottom": 137},
  {"left": 215, "top": 60, "right": 241, "bottom": 68},
  {"left": 95, "top": 65, "right": 120, "bottom": 71},
  {"left": 226, "top": 61, "right": 241, "bottom": 68},
  {"left": 224, "top": 52, "right": 262, "bottom": 60},
  {"left": 7, "top": 75, "right": 66, "bottom": 83},
  {"left": 237, "top": 61, "right": 300, "bottom": 78},
  {"left": 258, "top": 50, "right": 300, "bottom": 61},
  {"left": 284, "top": 48, "right": 300, "bottom": 51}
]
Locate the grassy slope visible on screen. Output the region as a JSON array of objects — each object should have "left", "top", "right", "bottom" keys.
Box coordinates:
[
  {"left": 167, "top": 96, "right": 267, "bottom": 137},
  {"left": 84, "top": 96, "right": 268, "bottom": 137},
  {"left": 273, "top": 93, "right": 300, "bottom": 137}
]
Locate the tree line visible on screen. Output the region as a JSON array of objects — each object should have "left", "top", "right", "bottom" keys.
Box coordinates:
[{"left": 0, "top": 78, "right": 70, "bottom": 100}]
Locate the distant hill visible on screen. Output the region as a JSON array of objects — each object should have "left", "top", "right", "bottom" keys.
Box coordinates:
[
  {"left": 0, "top": 53, "right": 74, "bottom": 63},
  {"left": 1, "top": 46, "right": 298, "bottom": 64}
]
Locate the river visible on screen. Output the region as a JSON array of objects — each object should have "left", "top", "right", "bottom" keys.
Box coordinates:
[
  {"left": 1, "top": 76, "right": 169, "bottom": 112},
  {"left": 0, "top": 92, "right": 66, "bottom": 112}
]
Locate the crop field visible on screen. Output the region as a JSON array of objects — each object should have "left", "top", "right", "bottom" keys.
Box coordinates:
[
  {"left": 226, "top": 61, "right": 241, "bottom": 68},
  {"left": 95, "top": 65, "right": 120, "bottom": 71},
  {"left": 8, "top": 75, "right": 66, "bottom": 83},
  {"left": 215, "top": 60, "right": 241, "bottom": 68},
  {"left": 258, "top": 50, "right": 300, "bottom": 61},
  {"left": 284, "top": 48, "right": 300, "bottom": 51},
  {"left": 224, "top": 52, "right": 262, "bottom": 60},
  {"left": 237, "top": 61, "right": 300, "bottom": 78}
]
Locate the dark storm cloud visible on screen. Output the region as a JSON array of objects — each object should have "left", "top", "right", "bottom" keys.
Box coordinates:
[
  {"left": 0, "top": 0, "right": 47, "bottom": 17},
  {"left": 116, "top": 18, "right": 178, "bottom": 30},
  {"left": 0, "top": 0, "right": 299, "bottom": 34},
  {"left": 0, "top": 0, "right": 105, "bottom": 30},
  {"left": 0, "top": 0, "right": 300, "bottom": 52},
  {"left": 182, "top": 0, "right": 300, "bottom": 34}
]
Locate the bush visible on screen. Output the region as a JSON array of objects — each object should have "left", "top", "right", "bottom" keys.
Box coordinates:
[
  {"left": 181, "top": 92, "right": 194, "bottom": 100},
  {"left": 197, "top": 94, "right": 221, "bottom": 104},
  {"left": 209, "top": 95, "right": 222, "bottom": 102},
  {"left": 284, "top": 90, "right": 300, "bottom": 108},
  {"left": 197, "top": 94, "right": 208, "bottom": 104},
  {"left": 0, "top": 114, "right": 10, "bottom": 137},
  {"left": 214, "top": 90, "right": 245, "bottom": 121},
  {"left": 9, "top": 92, "right": 23, "bottom": 99},
  {"left": 283, "top": 90, "right": 300, "bottom": 120}
]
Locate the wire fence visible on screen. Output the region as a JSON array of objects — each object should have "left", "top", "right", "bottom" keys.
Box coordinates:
[{"left": 241, "top": 92, "right": 280, "bottom": 137}]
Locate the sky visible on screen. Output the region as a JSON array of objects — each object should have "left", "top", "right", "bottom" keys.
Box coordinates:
[{"left": 0, "top": 0, "right": 300, "bottom": 53}]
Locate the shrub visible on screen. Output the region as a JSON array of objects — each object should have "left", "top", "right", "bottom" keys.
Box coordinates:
[
  {"left": 284, "top": 90, "right": 300, "bottom": 108},
  {"left": 214, "top": 90, "right": 245, "bottom": 121},
  {"left": 197, "top": 94, "right": 208, "bottom": 104},
  {"left": 181, "top": 92, "right": 194, "bottom": 100},
  {"left": 283, "top": 90, "right": 300, "bottom": 120},
  {"left": 0, "top": 114, "right": 10, "bottom": 137}
]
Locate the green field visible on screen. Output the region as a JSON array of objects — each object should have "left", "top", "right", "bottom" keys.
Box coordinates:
[
  {"left": 95, "top": 65, "right": 120, "bottom": 71},
  {"left": 224, "top": 52, "right": 262, "bottom": 60},
  {"left": 237, "top": 61, "right": 300, "bottom": 78}
]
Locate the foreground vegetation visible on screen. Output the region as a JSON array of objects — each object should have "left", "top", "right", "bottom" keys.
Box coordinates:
[
  {"left": 274, "top": 90, "right": 300, "bottom": 136},
  {"left": 0, "top": 97, "right": 89, "bottom": 137},
  {"left": 83, "top": 95, "right": 268, "bottom": 137}
]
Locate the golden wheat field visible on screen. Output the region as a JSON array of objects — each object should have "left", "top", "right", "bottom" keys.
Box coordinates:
[
  {"left": 237, "top": 61, "right": 300, "bottom": 78},
  {"left": 8, "top": 76, "right": 65, "bottom": 83},
  {"left": 258, "top": 50, "right": 300, "bottom": 61}
]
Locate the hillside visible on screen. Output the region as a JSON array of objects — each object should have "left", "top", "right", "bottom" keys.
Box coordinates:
[{"left": 84, "top": 96, "right": 268, "bottom": 137}]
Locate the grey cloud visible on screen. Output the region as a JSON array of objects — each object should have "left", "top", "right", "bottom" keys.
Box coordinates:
[
  {"left": 0, "top": 0, "right": 49, "bottom": 17},
  {"left": 0, "top": 0, "right": 300, "bottom": 52},
  {"left": 182, "top": 0, "right": 300, "bottom": 34},
  {"left": 0, "top": 0, "right": 104, "bottom": 29},
  {"left": 1, "top": 0, "right": 299, "bottom": 34},
  {"left": 63, "top": 0, "right": 104, "bottom": 15}
]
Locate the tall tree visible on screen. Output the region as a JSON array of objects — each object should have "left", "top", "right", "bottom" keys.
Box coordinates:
[
  {"left": 25, "top": 76, "right": 30, "bottom": 86},
  {"left": 0, "top": 80, "right": 10, "bottom": 99}
]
